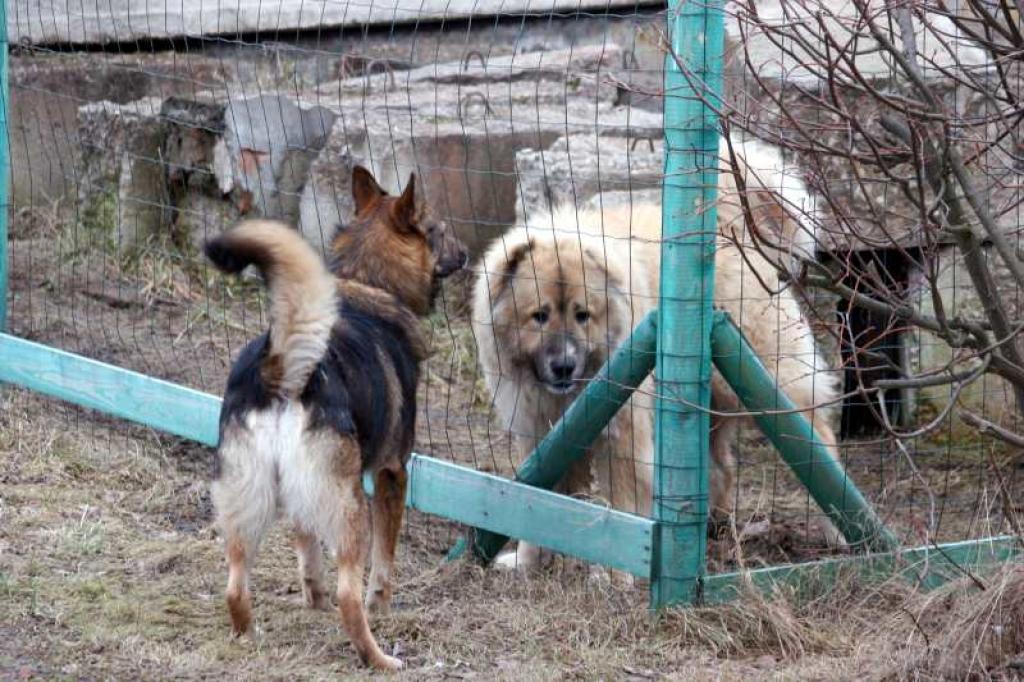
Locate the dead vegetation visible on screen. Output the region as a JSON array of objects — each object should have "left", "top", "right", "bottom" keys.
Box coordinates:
[
  {"left": 3, "top": 187, "right": 1024, "bottom": 679},
  {"left": 2, "top": 386, "right": 1022, "bottom": 679}
]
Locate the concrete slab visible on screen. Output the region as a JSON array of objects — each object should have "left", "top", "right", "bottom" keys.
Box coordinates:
[
  {"left": 515, "top": 134, "right": 663, "bottom": 224},
  {"left": 726, "top": 0, "right": 989, "bottom": 84},
  {"left": 9, "top": 0, "right": 661, "bottom": 45},
  {"left": 75, "top": 42, "right": 662, "bottom": 257}
]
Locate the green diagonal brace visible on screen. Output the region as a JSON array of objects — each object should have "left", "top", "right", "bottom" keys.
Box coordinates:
[
  {"left": 711, "top": 310, "right": 899, "bottom": 551},
  {"left": 451, "top": 311, "right": 659, "bottom": 566}
]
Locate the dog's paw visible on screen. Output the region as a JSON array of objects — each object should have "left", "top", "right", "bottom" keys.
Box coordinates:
[
  {"left": 587, "top": 565, "right": 635, "bottom": 588},
  {"left": 494, "top": 550, "right": 532, "bottom": 572},
  {"left": 821, "top": 523, "right": 849, "bottom": 551},
  {"left": 371, "top": 654, "right": 404, "bottom": 672},
  {"left": 302, "top": 585, "right": 332, "bottom": 611},
  {"left": 494, "top": 542, "right": 542, "bottom": 573}
]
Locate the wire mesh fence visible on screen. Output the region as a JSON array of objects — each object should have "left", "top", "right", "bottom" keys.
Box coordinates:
[{"left": 3, "top": 0, "right": 1023, "bottom": 597}]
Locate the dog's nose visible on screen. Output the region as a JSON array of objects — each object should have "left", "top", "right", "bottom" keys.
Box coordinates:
[
  {"left": 549, "top": 358, "right": 577, "bottom": 382},
  {"left": 436, "top": 250, "right": 468, "bottom": 277}
]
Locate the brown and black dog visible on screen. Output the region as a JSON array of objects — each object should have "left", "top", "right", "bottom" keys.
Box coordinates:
[{"left": 205, "top": 167, "right": 466, "bottom": 671}]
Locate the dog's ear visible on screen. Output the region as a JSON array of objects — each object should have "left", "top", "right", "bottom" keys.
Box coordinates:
[
  {"left": 351, "top": 165, "right": 386, "bottom": 213},
  {"left": 490, "top": 239, "right": 533, "bottom": 301},
  {"left": 390, "top": 173, "right": 418, "bottom": 230}
]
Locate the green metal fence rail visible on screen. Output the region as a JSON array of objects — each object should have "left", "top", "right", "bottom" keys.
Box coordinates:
[
  {"left": 2, "top": 327, "right": 1016, "bottom": 600},
  {"left": 0, "top": 333, "right": 657, "bottom": 577}
]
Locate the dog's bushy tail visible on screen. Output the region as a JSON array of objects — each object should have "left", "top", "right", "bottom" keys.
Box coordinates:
[{"left": 205, "top": 220, "right": 337, "bottom": 396}]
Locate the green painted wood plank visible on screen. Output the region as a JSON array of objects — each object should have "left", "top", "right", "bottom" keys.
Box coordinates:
[
  {"left": 459, "top": 312, "right": 658, "bottom": 567},
  {"left": 0, "top": 332, "right": 654, "bottom": 576},
  {"left": 654, "top": 0, "right": 725, "bottom": 607},
  {"left": 701, "top": 536, "right": 1022, "bottom": 604},
  {"left": 711, "top": 312, "right": 899, "bottom": 552},
  {"left": 0, "top": 333, "right": 222, "bottom": 445},
  {"left": 409, "top": 457, "right": 655, "bottom": 578}
]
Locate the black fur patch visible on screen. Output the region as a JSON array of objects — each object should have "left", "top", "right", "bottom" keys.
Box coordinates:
[
  {"left": 215, "top": 296, "right": 420, "bottom": 475},
  {"left": 204, "top": 235, "right": 267, "bottom": 275},
  {"left": 317, "top": 298, "right": 419, "bottom": 468}
]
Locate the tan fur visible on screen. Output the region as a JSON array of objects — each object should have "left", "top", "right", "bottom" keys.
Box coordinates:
[
  {"left": 475, "top": 213, "right": 657, "bottom": 572},
  {"left": 337, "top": 279, "right": 429, "bottom": 361},
  {"left": 214, "top": 219, "right": 338, "bottom": 397},
  {"left": 474, "top": 147, "right": 843, "bottom": 569},
  {"left": 212, "top": 374, "right": 404, "bottom": 672},
  {"left": 332, "top": 201, "right": 435, "bottom": 316},
  {"left": 293, "top": 524, "right": 330, "bottom": 610}
]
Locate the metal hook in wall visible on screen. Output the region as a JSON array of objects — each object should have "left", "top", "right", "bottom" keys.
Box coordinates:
[
  {"left": 614, "top": 49, "right": 640, "bottom": 107},
  {"left": 461, "top": 50, "right": 487, "bottom": 72},
  {"left": 363, "top": 58, "right": 397, "bottom": 93}
]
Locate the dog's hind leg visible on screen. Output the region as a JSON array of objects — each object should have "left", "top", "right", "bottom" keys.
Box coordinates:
[
  {"left": 292, "top": 434, "right": 401, "bottom": 671},
  {"left": 293, "top": 526, "right": 329, "bottom": 610},
  {"left": 366, "top": 462, "right": 406, "bottom": 615},
  {"left": 334, "top": 479, "right": 402, "bottom": 670},
  {"left": 223, "top": 532, "right": 256, "bottom": 636},
  {"left": 709, "top": 415, "right": 739, "bottom": 537},
  {"left": 211, "top": 425, "right": 277, "bottom": 637}
]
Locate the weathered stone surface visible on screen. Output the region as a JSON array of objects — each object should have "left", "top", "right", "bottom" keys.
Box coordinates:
[
  {"left": 10, "top": 0, "right": 657, "bottom": 45},
  {"left": 330, "top": 43, "right": 624, "bottom": 91},
  {"left": 297, "top": 128, "right": 355, "bottom": 257},
  {"left": 221, "top": 94, "right": 337, "bottom": 220},
  {"left": 296, "top": 45, "right": 661, "bottom": 255},
  {"left": 77, "top": 98, "right": 166, "bottom": 252},
  {"left": 300, "top": 90, "right": 660, "bottom": 254},
  {"left": 74, "top": 42, "right": 661, "bottom": 257},
  {"left": 514, "top": 134, "right": 663, "bottom": 224},
  {"left": 917, "top": 245, "right": 1021, "bottom": 424}
]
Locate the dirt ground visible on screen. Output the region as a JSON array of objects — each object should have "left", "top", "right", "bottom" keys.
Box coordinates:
[{"left": 3, "top": 204, "right": 1024, "bottom": 679}]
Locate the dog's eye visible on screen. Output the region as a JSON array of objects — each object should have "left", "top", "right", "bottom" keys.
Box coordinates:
[
  {"left": 575, "top": 310, "right": 591, "bottom": 324},
  {"left": 532, "top": 310, "right": 549, "bottom": 325}
]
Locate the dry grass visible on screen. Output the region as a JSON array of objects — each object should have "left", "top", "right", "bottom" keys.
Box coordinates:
[
  {"left": 5, "top": 202, "right": 1024, "bottom": 679},
  {"left": 2, "top": 387, "right": 1023, "bottom": 680}
]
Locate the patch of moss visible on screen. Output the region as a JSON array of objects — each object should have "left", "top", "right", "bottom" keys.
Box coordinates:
[{"left": 81, "top": 188, "right": 118, "bottom": 236}]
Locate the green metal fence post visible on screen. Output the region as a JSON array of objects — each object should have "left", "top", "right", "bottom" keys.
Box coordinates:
[
  {"left": 0, "top": 0, "right": 9, "bottom": 331},
  {"left": 652, "top": 0, "right": 725, "bottom": 607}
]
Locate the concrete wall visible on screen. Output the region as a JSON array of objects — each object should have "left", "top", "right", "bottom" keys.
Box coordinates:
[{"left": 9, "top": 0, "right": 662, "bottom": 44}]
